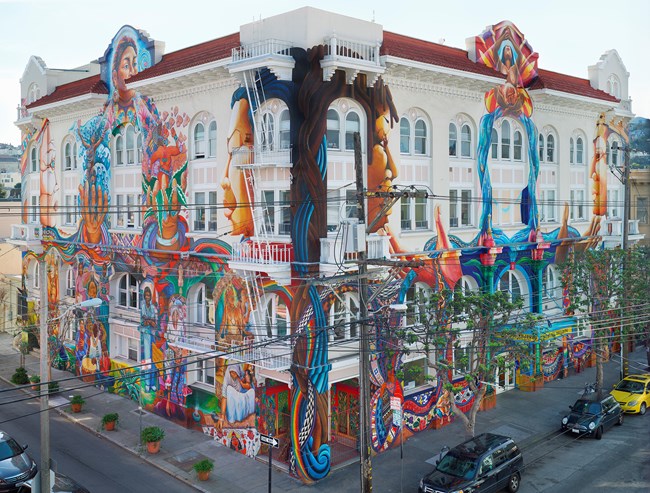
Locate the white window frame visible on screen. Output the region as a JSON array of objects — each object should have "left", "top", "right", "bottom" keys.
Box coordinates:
[
  {"left": 118, "top": 274, "right": 139, "bottom": 310},
  {"left": 542, "top": 265, "right": 560, "bottom": 302},
  {"left": 329, "top": 292, "right": 360, "bottom": 341},
  {"left": 30, "top": 146, "right": 38, "bottom": 173},
  {"left": 64, "top": 195, "right": 79, "bottom": 226},
  {"left": 279, "top": 110, "right": 290, "bottom": 150},
  {"left": 400, "top": 118, "right": 411, "bottom": 154},
  {"left": 261, "top": 189, "right": 291, "bottom": 236},
  {"left": 114, "top": 124, "right": 142, "bottom": 167},
  {"left": 63, "top": 138, "right": 78, "bottom": 171},
  {"left": 29, "top": 195, "right": 39, "bottom": 224},
  {"left": 460, "top": 124, "right": 472, "bottom": 158},
  {"left": 449, "top": 123, "right": 458, "bottom": 157},
  {"left": 400, "top": 189, "right": 430, "bottom": 231},
  {"left": 540, "top": 189, "right": 557, "bottom": 222},
  {"left": 114, "top": 333, "right": 139, "bottom": 362},
  {"left": 414, "top": 119, "right": 427, "bottom": 156},
  {"left": 114, "top": 193, "right": 142, "bottom": 229},
  {"left": 570, "top": 189, "right": 586, "bottom": 221},
  {"left": 264, "top": 294, "right": 289, "bottom": 339},
  {"left": 193, "top": 122, "right": 206, "bottom": 159},
  {"left": 450, "top": 189, "right": 473, "bottom": 228},
  {"left": 498, "top": 269, "right": 524, "bottom": 303},
  {"left": 193, "top": 191, "right": 218, "bottom": 232},
  {"left": 190, "top": 283, "right": 212, "bottom": 327},
  {"left": 194, "top": 356, "right": 215, "bottom": 386},
  {"left": 501, "top": 120, "right": 511, "bottom": 160},
  {"left": 65, "top": 267, "right": 76, "bottom": 298},
  {"left": 345, "top": 111, "right": 361, "bottom": 151}
]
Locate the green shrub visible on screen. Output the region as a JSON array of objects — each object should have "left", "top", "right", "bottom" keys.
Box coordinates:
[
  {"left": 11, "top": 367, "right": 29, "bottom": 385},
  {"left": 48, "top": 381, "right": 60, "bottom": 394},
  {"left": 29, "top": 375, "right": 40, "bottom": 384},
  {"left": 101, "top": 413, "right": 119, "bottom": 427},
  {"left": 192, "top": 459, "right": 214, "bottom": 473},
  {"left": 70, "top": 395, "right": 85, "bottom": 405},
  {"left": 141, "top": 426, "right": 165, "bottom": 443}
]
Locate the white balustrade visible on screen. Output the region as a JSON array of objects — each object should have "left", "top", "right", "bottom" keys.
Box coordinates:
[
  {"left": 324, "top": 36, "right": 380, "bottom": 65},
  {"left": 231, "top": 39, "right": 293, "bottom": 62},
  {"left": 11, "top": 223, "right": 42, "bottom": 242},
  {"left": 320, "top": 234, "right": 389, "bottom": 264},
  {"left": 231, "top": 241, "right": 292, "bottom": 265}
]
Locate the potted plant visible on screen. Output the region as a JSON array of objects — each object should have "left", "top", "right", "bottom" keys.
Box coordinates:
[
  {"left": 48, "top": 381, "right": 60, "bottom": 395},
  {"left": 192, "top": 458, "right": 214, "bottom": 481},
  {"left": 29, "top": 375, "right": 40, "bottom": 391},
  {"left": 101, "top": 413, "right": 119, "bottom": 431},
  {"left": 70, "top": 395, "right": 85, "bottom": 413},
  {"left": 141, "top": 426, "right": 165, "bottom": 454},
  {"left": 11, "top": 367, "right": 29, "bottom": 385}
]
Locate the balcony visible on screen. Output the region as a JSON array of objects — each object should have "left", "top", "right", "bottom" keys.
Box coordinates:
[
  {"left": 230, "top": 145, "right": 292, "bottom": 168},
  {"left": 320, "top": 232, "right": 390, "bottom": 275},
  {"left": 228, "top": 240, "right": 293, "bottom": 285},
  {"left": 8, "top": 224, "right": 43, "bottom": 253},
  {"left": 173, "top": 335, "right": 291, "bottom": 371},
  {"left": 601, "top": 218, "right": 645, "bottom": 248},
  {"left": 229, "top": 39, "right": 295, "bottom": 81},
  {"left": 320, "top": 35, "right": 384, "bottom": 86}
]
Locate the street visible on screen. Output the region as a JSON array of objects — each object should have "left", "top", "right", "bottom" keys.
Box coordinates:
[{"left": 0, "top": 381, "right": 197, "bottom": 493}]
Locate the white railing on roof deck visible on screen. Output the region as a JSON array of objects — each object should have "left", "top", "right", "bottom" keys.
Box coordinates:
[
  {"left": 320, "top": 234, "right": 390, "bottom": 264},
  {"left": 324, "top": 35, "right": 381, "bottom": 65},
  {"left": 231, "top": 39, "right": 294, "bottom": 62},
  {"left": 230, "top": 145, "right": 292, "bottom": 167},
  {"left": 231, "top": 241, "right": 293, "bottom": 265},
  {"left": 231, "top": 337, "right": 292, "bottom": 371}
]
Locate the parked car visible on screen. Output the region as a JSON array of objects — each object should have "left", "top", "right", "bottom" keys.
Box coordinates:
[
  {"left": 418, "top": 433, "right": 523, "bottom": 493},
  {"left": 610, "top": 374, "right": 650, "bottom": 415},
  {"left": 17, "top": 471, "right": 90, "bottom": 493},
  {"left": 561, "top": 395, "right": 623, "bottom": 439},
  {"left": 0, "top": 431, "right": 37, "bottom": 492}
]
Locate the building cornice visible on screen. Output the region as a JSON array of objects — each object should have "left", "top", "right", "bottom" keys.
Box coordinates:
[{"left": 383, "top": 75, "right": 484, "bottom": 103}]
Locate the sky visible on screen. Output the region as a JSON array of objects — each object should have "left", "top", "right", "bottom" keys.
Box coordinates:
[{"left": 1, "top": 0, "right": 649, "bottom": 146}]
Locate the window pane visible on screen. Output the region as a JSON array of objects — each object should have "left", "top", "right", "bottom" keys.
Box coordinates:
[
  {"left": 208, "top": 121, "right": 217, "bottom": 157},
  {"left": 461, "top": 125, "right": 471, "bottom": 157},
  {"left": 491, "top": 129, "right": 498, "bottom": 159},
  {"left": 400, "top": 118, "right": 410, "bottom": 154},
  {"left": 208, "top": 191, "right": 218, "bottom": 231},
  {"left": 326, "top": 109, "right": 339, "bottom": 149},
  {"left": 279, "top": 111, "right": 291, "bottom": 150},
  {"left": 546, "top": 134, "right": 555, "bottom": 162},
  {"left": 262, "top": 114, "right": 274, "bottom": 151},
  {"left": 576, "top": 138, "right": 584, "bottom": 164},
  {"left": 263, "top": 190, "right": 275, "bottom": 233},
  {"left": 195, "top": 192, "right": 205, "bottom": 231},
  {"left": 461, "top": 190, "right": 471, "bottom": 226},
  {"left": 637, "top": 197, "right": 648, "bottom": 224},
  {"left": 194, "top": 123, "right": 205, "bottom": 158},
  {"left": 569, "top": 138, "right": 574, "bottom": 164},
  {"left": 538, "top": 134, "right": 544, "bottom": 162},
  {"left": 279, "top": 190, "right": 291, "bottom": 235},
  {"left": 513, "top": 131, "right": 522, "bottom": 161},
  {"left": 414, "top": 120, "right": 426, "bottom": 155},
  {"left": 401, "top": 196, "right": 411, "bottom": 230},
  {"left": 449, "top": 190, "right": 458, "bottom": 227},
  {"left": 501, "top": 121, "right": 510, "bottom": 159},
  {"left": 448, "top": 124, "right": 457, "bottom": 156},
  {"left": 126, "top": 126, "right": 135, "bottom": 164},
  {"left": 415, "top": 196, "right": 428, "bottom": 229},
  {"left": 345, "top": 113, "right": 360, "bottom": 151}
]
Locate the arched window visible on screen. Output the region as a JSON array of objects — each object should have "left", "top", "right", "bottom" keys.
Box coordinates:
[
  {"left": 192, "top": 284, "right": 210, "bottom": 325},
  {"left": 30, "top": 146, "right": 38, "bottom": 172},
  {"left": 279, "top": 110, "right": 291, "bottom": 150},
  {"left": 576, "top": 137, "right": 584, "bottom": 164},
  {"left": 546, "top": 134, "right": 555, "bottom": 163},
  {"left": 345, "top": 112, "right": 361, "bottom": 151},
  {"left": 33, "top": 262, "right": 40, "bottom": 289},
  {"left": 499, "top": 270, "right": 522, "bottom": 303},
  {"left": 454, "top": 275, "right": 478, "bottom": 296},
  {"left": 513, "top": 130, "right": 522, "bottom": 161},
  {"left": 329, "top": 293, "right": 359, "bottom": 341},
  {"left": 491, "top": 129, "right": 498, "bottom": 159},
  {"left": 326, "top": 109, "right": 340, "bottom": 149},
  {"left": 118, "top": 274, "right": 139, "bottom": 309},
  {"left": 208, "top": 121, "right": 217, "bottom": 158},
  {"left": 414, "top": 120, "right": 427, "bottom": 155},
  {"left": 610, "top": 139, "right": 619, "bottom": 166},
  {"left": 542, "top": 265, "right": 559, "bottom": 302},
  {"left": 538, "top": 134, "right": 544, "bottom": 162},
  {"left": 66, "top": 267, "right": 76, "bottom": 298},
  {"left": 28, "top": 83, "right": 41, "bottom": 104},
  {"left": 115, "top": 134, "right": 124, "bottom": 166},
  {"left": 460, "top": 124, "right": 472, "bottom": 158},
  {"left": 400, "top": 118, "right": 411, "bottom": 154},
  {"left": 265, "top": 294, "right": 289, "bottom": 339},
  {"left": 501, "top": 120, "right": 511, "bottom": 159},
  {"left": 136, "top": 133, "right": 143, "bottom": 163},
  {"left": 569, "top": 138, "right": 575, "bottom": 164},
  {"left": 193, "top": 122, "right": 205, "bottom": 159},
  {"left": 448, "top": 123, "right": 457, "bottom": 157},
  {"left": 606, "top": 141, "right": 611, "bottom": 165},
  {"left": 126, "top": 126, "right": 136, "bottom": 164},
  {"left": 261, "top": 113, "right": 275, "bottom": 151}
]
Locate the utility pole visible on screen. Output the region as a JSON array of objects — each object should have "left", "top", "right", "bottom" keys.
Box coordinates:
[
  {"left": 620, "top": 141, "right": 631, "bottom": 379},
  {"left": 354, "top": 131, "right": 372, "bottom": 493},
  {"left": 39, "top": 258, "right": 50, "bottom": 493}
]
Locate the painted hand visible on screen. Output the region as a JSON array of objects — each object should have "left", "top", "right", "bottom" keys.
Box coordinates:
[{"left": 78, "top": 175, "right": 107, "bottom": 244}]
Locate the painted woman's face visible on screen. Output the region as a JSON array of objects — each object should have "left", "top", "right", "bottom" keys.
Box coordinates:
[{"left": 117, "top": 46, "right": 138, "bottom": 91}]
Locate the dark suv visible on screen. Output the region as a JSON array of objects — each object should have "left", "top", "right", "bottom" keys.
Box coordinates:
[
  {"left": 561, "top": 394, "right": 623, "bottom": 439},
  {"left": 419, "top": 433, "right": 523, "bottom": 493}
]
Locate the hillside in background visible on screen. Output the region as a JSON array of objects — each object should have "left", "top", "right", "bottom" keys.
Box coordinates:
[{"left": 630, "top": 117, "right": 650, "bottom": 168}]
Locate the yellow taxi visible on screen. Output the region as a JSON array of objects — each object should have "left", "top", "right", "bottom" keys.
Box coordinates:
[{"left": 610, "top": 374, "right": 650, "bottom": 415}]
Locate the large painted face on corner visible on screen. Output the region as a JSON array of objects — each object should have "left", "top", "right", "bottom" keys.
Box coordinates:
[{"left": 116, "top": 45, "right": 138, "bottom": 93}]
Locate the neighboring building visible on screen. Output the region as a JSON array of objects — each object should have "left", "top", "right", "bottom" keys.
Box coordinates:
[
  {"left": 10, "top": 8, "right": 639, "bottom": 483},
  {"left": 631, "top": 168, "right": 649, "bottom": 246}
]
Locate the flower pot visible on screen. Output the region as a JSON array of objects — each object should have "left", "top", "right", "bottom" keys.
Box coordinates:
[
  {"left": 479, "top": 393, "right": 497, "bottom": 411},
  {"left": 71, "top": 403, "right": 82, "bottom": 413},
  {"left": 104, "top": 421, "right": 116, "bottom": 431},
  {"left": 146, "top": 440, "right": 161, "bottom": 454},
  {"left": 197, "top": 471, "right": 210, "bottom": 481},
  {"left": 31, "top": 385, "right": 39, "bottom": 391}
]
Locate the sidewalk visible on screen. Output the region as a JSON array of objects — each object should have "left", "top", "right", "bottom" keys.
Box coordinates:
[{"left": 0, "top": 331, "right": 647, "bottom": 493}]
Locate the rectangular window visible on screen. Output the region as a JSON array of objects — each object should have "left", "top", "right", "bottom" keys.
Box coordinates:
[
  {"left": 401, "top": 196, "right": 412, "bottom": 230},
  {"left": 263, "top": 190, "right": 275, "bottom": 234},
  {"left": 194, "top": 192, "right": 205, "bottom": 231},
  {"left": 570, "top": 190, "right": 585, "bottom": 221},
  {"left": 279, "top": 190, "right": 291, "bottom": 235},
  {"left": 115, "top": 334, "right": 139, "bottom": 362},
  {"left": 638, "top": 197, "right": 648, "bottom": 224},
  {"left": 196, "top": 357, "right": 215, "bottom": 386},
  {"left": 541, "top": 190, "right": 557, "bottom": 222},
  {"left": 64, "top": 195, "right": 74, "bottom": 225},
  {"left": 327, "top": 190, "right": 341, "bottom": 232},
  {"left": 450, "top": 190, "right": 458, "bottom": 228},
  {"left": 608, "top": 189, "right": 619, "bottom": 218},
  {"left": 461, "top": 190, "right": 471, "bottom": 226},
  {"left": 501, "top": 136, "right": 510, "bottom": 160},
  {"left": 415, "top": 195, "right": 428, "bottom": 229},
  {"left": 30, "top": 195, "right": 38, "bottom": 224},
  {"left": 127, "top": 337, "right": 139, "bottom": 361},
  {"left": 208, "top": 191, "right": 218, "bottom": 231},
  {"left": 402, "top": 358, "right": 426, "bottom": 392},
  {"left": 115, "top": 194, "right": 140, "bottom": 229}
]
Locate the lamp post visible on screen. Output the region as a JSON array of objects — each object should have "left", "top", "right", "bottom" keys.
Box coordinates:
[{"left": 37, "top": 276, "right": 102, "bottom": 493}]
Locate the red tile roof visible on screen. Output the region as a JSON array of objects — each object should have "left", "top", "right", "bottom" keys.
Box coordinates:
[
  {"left": 381, "top": 30, "right": 618, "bottom": 103},
  {"left": 26, "top": 74, "right": 107, "bottom": 109},
  {"left": 28, "top": 29, "right": 617, "bottom": 109},
  {"left": 128, "top": 32, "right": 240, "bottom": 82}
]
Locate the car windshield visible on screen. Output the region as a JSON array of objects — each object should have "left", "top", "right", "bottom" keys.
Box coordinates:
[
  {"left": 436, "top": 452, "right": 478, "bottom": 479},
  {"left": 573, "top": 400, "right": 601, "bottom": 415},
  {"left": 0, "top": 438, "right": 23, "bottom": 461},
  {"left": 615, "top": 380, "right": 644, "bottom": 393}
]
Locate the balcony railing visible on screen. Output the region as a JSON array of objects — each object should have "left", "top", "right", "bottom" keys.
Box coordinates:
[
  {"left": 320, "top": 233, "right": 390, "bottom": 265},
  {"left": 604, "top": 218, "right": 641, "bottom": 236},
  {"left": 10, "top": 224, "right": 42, "bottom": 242},
  {"left": 230, "top": 241, "right": 293, "bottom": 265},
  {"left": 324, "top": 35, "right": 381, "bottom": 65},
  {"left": 232, "top": 39, "right": 293, "bottom": 62},
  {"left": 230, "top": 145, "right": 292, "bottom": 168}
]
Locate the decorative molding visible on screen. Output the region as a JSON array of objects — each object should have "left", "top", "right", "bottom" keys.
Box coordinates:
[
  {"left": 383, "top": 76, "right": 484, "bottom": 103},
  {"left": 149, "top": 78, "right": 237, "bottom": 103}
]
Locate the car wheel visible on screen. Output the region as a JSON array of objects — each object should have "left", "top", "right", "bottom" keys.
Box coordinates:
[
  {"left": 595, "top": 426, "right": 603, "bottom": 440},
  {"left": 640, "top": 403, "right": 647, "bottom": 416},
  {"left": 507, "top": 472, "right": 521, "bottom": 493},
  {"left": 616, "top": 413, "right": 623, "bottom": 426}
]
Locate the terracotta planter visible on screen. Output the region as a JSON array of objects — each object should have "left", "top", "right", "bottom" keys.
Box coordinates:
[
  {"left": 197, "top": 471, "right": 210, "bottom": 481},
  {"left": 104, "top": 421, "right": 116, "bottom": 431},
  {"left": 146, "top": 440, "right": 161, "bottom": 454},
  {"left": 31, "top": 385, "right": 39, "bottom": 391},
  {"left": 517, "top": 375, "right": 544, "bottom": 392},
  {"left": 71, "top": 403, "right": 82, "bottom": 413},
  {"left": 479, "top": 393, "right": 497, "bottom": 411}
]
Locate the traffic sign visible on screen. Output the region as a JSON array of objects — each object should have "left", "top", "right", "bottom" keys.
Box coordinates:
[{"left": 260, "top": 433, "right": 279, "bottom": 448}]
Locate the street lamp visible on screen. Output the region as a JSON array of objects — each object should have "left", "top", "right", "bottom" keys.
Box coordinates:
[{"left": 38, "top": 291, "right": 102, "bottom": 493}]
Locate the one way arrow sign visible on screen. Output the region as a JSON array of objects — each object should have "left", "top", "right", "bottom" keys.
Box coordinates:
[{"left": 260, "top": 433, "right": 279, "bottom": 448}]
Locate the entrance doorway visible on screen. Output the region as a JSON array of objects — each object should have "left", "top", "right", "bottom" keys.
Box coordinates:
[{"left": 330, "top": 380, "right": 359, "bottom": 467}]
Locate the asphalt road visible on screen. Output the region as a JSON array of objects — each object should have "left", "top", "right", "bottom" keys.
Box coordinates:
[
  {"left": 0, "top": 382, "right": 197, "bottom": 493},
  {"left": 520, "top": 410, "right": 650, "bottom": 492}
]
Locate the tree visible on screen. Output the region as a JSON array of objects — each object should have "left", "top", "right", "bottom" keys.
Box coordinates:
[
  {"left": 561, "top": 247, "right": 649, "bottom": 395},
  {"left": 399, "top": 287, "right": 540, "bottom": 437}
]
